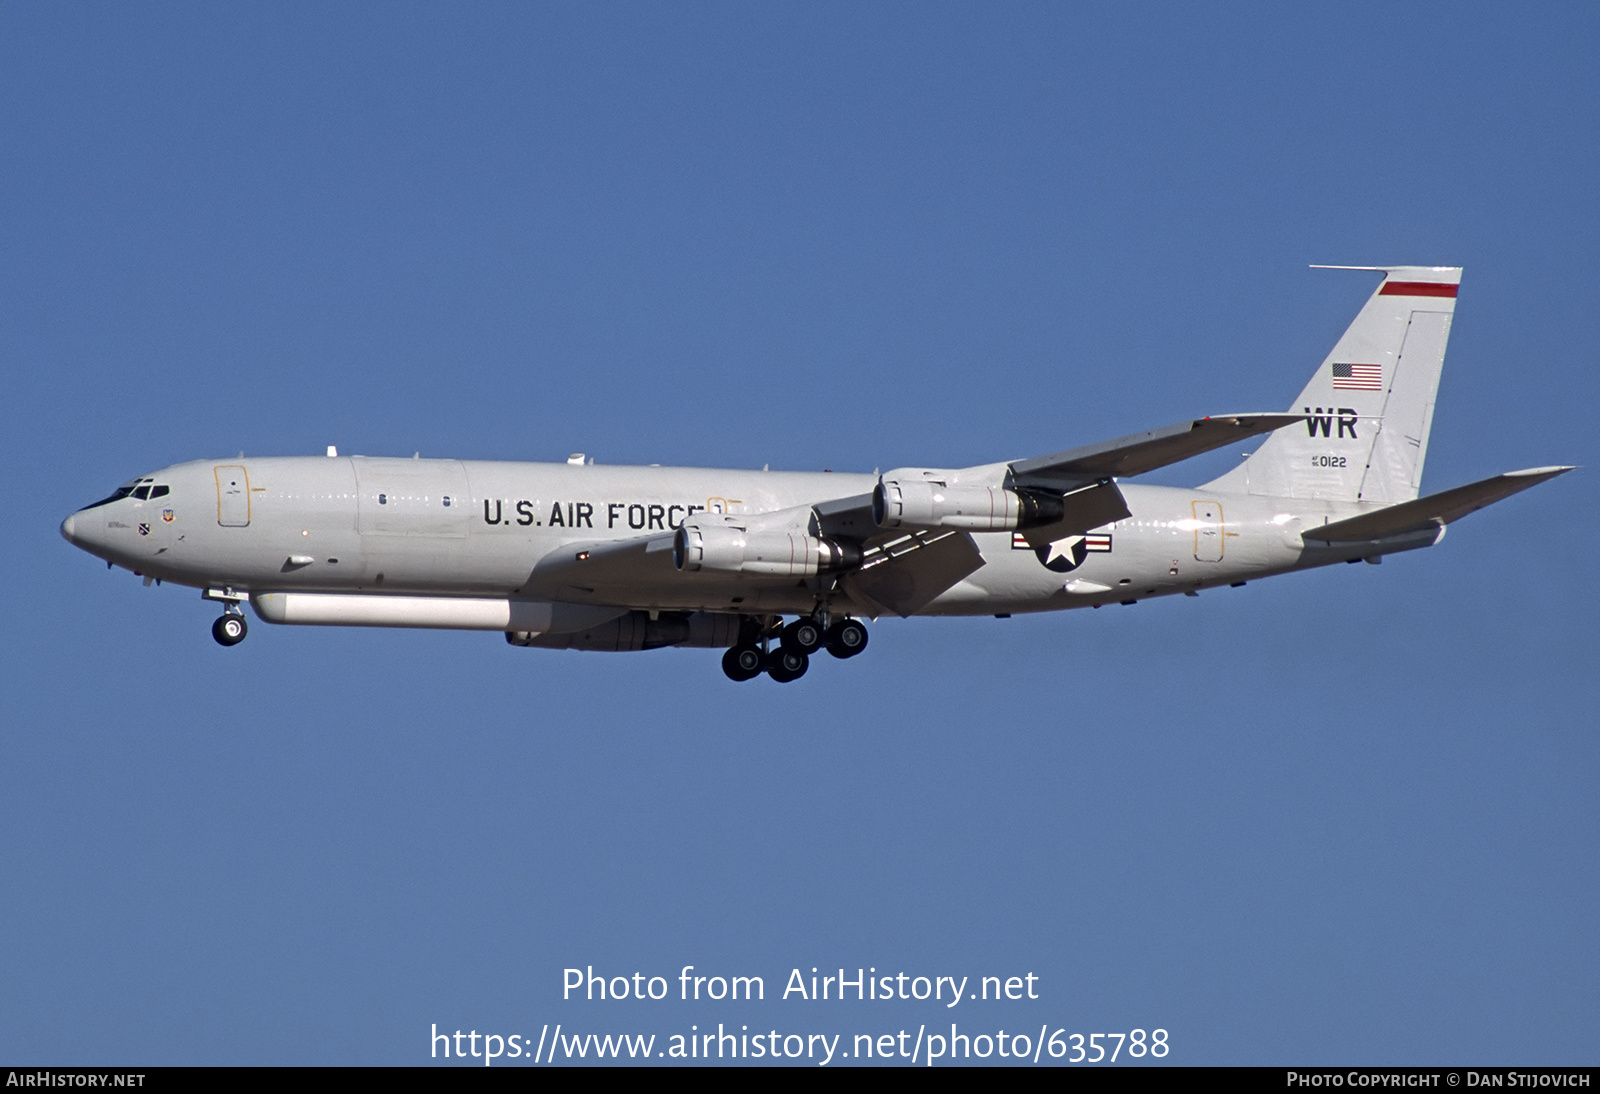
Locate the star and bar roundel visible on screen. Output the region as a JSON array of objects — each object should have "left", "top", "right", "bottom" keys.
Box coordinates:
[{"left": 1012, "top": 531, "right": 1113, "bottom": 573}]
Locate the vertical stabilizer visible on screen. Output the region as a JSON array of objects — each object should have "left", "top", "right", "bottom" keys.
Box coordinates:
[{"left": 1202, "top": 266, "right": 1460, "bottom": 504}]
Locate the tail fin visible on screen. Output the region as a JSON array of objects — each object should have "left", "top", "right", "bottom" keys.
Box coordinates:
[{"left": 1202, "top": 266, "right": 1460, "bottom": 504}]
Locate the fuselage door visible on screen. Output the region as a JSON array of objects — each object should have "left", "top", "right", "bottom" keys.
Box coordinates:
[
  {"left": 1192, "top": 500, "right": 1223, "bottom": 562},
  {"left": 215, "top": 465, "right": 250, "bottom": 527}
]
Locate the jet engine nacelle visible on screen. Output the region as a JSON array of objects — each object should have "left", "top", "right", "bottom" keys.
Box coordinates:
[
  {"left": 673, "top": 522, "right": 860, "bottom": 577},
  {"left": 872, "top": 477, "right": 1062, "bottom": 531}
]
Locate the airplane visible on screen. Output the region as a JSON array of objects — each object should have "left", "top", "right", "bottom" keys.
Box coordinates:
[{"left": 60, "top": 266, "right": 1571, "bottom": 683}]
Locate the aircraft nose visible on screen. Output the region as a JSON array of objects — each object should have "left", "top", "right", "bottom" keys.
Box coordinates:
[{"left": 60, "top": 513, "right": 78, "bottom": 543}]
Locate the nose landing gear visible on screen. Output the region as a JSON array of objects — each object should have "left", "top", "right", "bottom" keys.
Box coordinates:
[
  {"left": 203, "top": 588, "right": 249, "bottom": 647},
  {"left": 212, "top": 612, "right": 247, "bottom": 646}
]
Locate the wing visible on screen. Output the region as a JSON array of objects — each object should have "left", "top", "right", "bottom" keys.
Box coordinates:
[
  {"left": 1007, "top": 413, "right": 1304, "bottom": 490},
  {"left": 813, "top": 415, "right": 1303, "bottom": 538},
  {"left": 519, "top": 414, "right": 1307, "bottom": 614},
  {"left": 811, "top": 492, "right": 877, "bottom": 538},
  {"left": 843, "top": 529, "right": 985, "bottom": 618},
  {"left": 518, "top": 531, "right": 683, "bottom": 604}
]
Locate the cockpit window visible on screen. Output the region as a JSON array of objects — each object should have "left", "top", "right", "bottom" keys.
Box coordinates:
[
  {"left": 79, "top": 477, "right": 165, "bottom": 510},
  {"left": 80, "top": 485, "right": 137, "bottom": 510}
]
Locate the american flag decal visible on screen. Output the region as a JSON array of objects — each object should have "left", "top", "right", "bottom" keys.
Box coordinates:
[{"left": 1331, "top": 362, "right": 1382, "bottom": 390}]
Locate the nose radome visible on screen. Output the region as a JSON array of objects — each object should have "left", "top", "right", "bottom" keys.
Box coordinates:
[{"left": 60, "top": 513, "right": 77, "bottom": 543}]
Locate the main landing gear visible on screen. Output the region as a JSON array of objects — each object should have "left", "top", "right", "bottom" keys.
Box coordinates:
[
  {"left": 721, "top": 614, "right": 869, "bottom": 683},
  {"left": 721, "top": 644, "right": 765, "bottom": 682},
  {"left": 824, "top": 618, "right": 868, "bottom": 659}
]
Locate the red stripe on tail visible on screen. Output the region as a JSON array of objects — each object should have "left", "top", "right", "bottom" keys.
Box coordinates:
[{"left": 1379, "top": 281, "right": 1458, "bottom": 298}]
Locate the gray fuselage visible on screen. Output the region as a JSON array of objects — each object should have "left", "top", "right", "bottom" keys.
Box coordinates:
[{"left": 63, "top": 454, "right": 1402, "bottom": 619}]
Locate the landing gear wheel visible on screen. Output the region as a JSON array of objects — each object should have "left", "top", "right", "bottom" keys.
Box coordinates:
[
  {"left": 764, "top": 647, "right": 809, "bottom": 683},
  {"left": 780, "top": 618, "right": 824, "bottom": 654},
  {"left": 212, "top": 613, "right": 248, "bottom": 647},
  {"left": 722, "top": 644, "right": 764, "bottom": 682},
  {"left": 825, "top": 618, "right": 868, "bottom": 658}
]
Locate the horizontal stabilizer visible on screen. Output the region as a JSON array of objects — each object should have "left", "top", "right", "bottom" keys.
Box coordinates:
[
  {"left": 1301, "top": 466, "right": 1574, "bottom": 543},
  {"left": 1010, "top": 414, "right": 1303, "bottom": 488}
]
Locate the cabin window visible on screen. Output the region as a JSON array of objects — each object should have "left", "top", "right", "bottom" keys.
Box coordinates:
[
  {"left": 442, "top": 496, "right": 452, "bottom": 507},
  {"left": 378, "top": 493, "right": 387, "bottom": 505}
]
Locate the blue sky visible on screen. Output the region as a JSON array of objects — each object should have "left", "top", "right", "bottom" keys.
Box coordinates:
[{"left": 2, "top": 3, "right": 1595, "bottom": 1066}]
